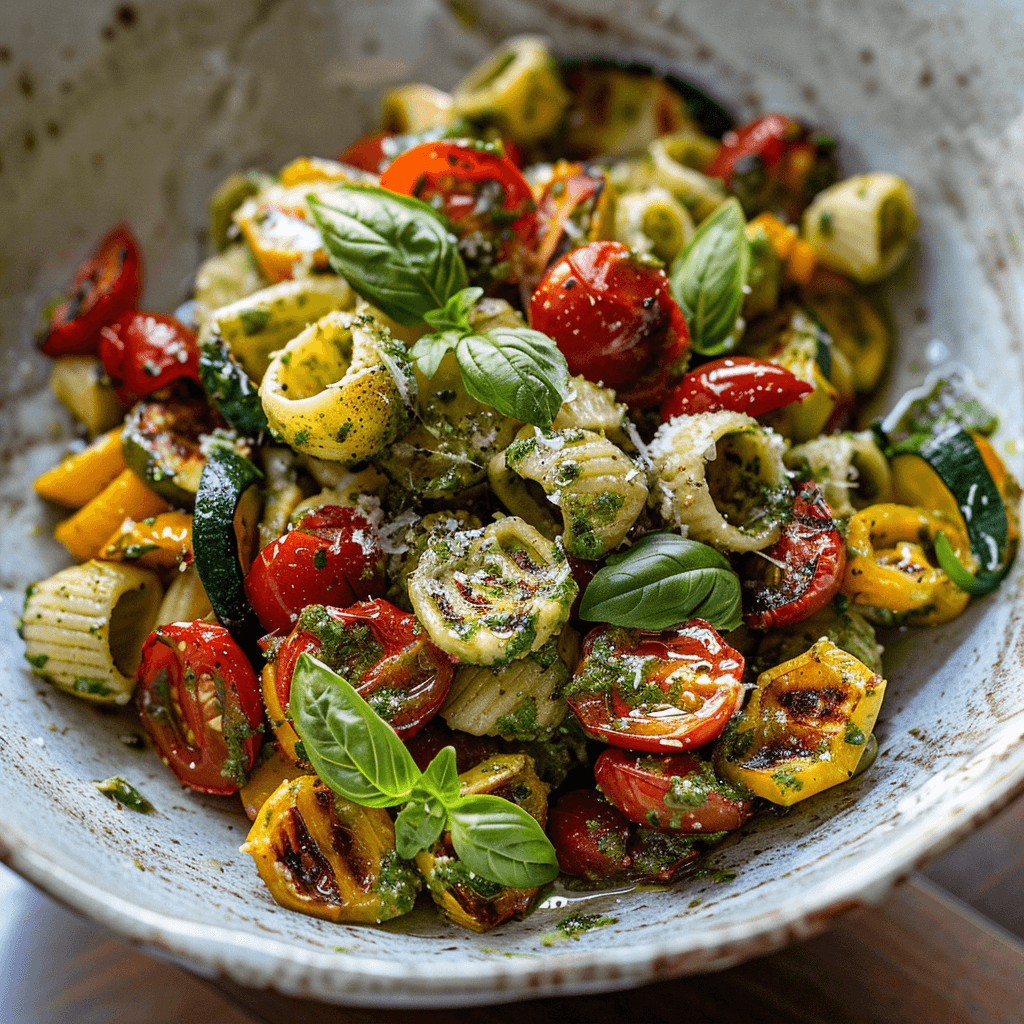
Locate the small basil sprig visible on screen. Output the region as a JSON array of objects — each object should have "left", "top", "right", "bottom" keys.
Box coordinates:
[
  {"left": 309, "top": 185, "right": 468, "bottom": 325},
  {"left": 411, "top": 286, "right": 569, "bottom": 429},
  {"left": 579, "top": 533, "right": 743, "bottom": 632},
  {"left": 290, "top": 654, "right": 559, "bottom": 888},
  {"left": 669, "top": 197, "right": 750, "bottom": 356}
]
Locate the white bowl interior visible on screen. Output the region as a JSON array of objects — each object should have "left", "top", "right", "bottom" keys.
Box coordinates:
[{"left": 1, "top": 0, "right": 1024, "bottom": 1007}]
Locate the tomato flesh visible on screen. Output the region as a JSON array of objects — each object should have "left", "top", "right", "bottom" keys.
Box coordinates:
[
  {"left": 338, "top": 131, "right": 395, "bottom": 173},
  {"left": 547, "top": 789, "right": 632, "bottom": 880},
  {"left": 272, "top": 600, "right": 453, "bottom": 740},
  {"left": 660, "top": 355, "right": 814, "bottom": 422},
  {"left": 244, "top": 506, "right": 386, "bottom": 635},
  {"left": 595, "top": 748, "right": 754, "bottom": 833},
  {"left": 39, "top": 225, "right": 142, "bottom": 357},
  {"left": 529, "top": 240, "right": 690, "bottom": 409},
  {"left": 136, "top": 621, "right": 263, "bottom": 795},
  {"left": 98, "top": 311, "right": 200, "bottom": 407},
  {"left": 566, "top": 619, "right": 744, "bottom": 752},
  {"left": 744, "top": 482, "right": 846, "bottom": 630}
]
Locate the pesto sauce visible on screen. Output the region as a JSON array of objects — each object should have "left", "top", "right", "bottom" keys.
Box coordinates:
[
  {"left": 297, "top": 605, "right": 384, "bottom": 679},
  {"left": 376, "top": 849, "right": 422, "bottom": 920},
  {"left": 540, "top": 912, "right": 618, "bottom": 945},
  {"left": 94, "top": 776, "right": 155, "bottom": 814}
]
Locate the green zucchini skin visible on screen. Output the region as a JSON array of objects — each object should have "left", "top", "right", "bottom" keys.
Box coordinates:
[
  {"left": 199, "top": 334, "right": 270, "bottom": 439},
  {"left": 192, "top": 448, "right": 265, "bottom": 656},
  {"left": 121, "top": 400, "right": 215, "bottom": 507}
]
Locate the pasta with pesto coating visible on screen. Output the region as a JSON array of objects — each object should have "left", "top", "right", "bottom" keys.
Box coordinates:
[{"left": 785, "top": 430, "right": 893, "bottom": 519}]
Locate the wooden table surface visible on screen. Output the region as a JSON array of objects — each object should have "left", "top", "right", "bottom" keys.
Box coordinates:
[{"left": 2, "top": 794, "right": 1023, "bottom": 1024}]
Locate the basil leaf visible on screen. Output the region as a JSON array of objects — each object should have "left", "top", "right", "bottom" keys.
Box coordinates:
[
  {"left": 455, "top": 327, "right": 569, "bottom": 429},
  {"left": 394, "top": 791, "right": 448, "bottom": 860},
  {"left": 419, "top": 746, "right": 460, "bottom": 806},
  {"left": 290, "top": 653, "right": 421, "bottom": 807},
  {"left": 309, "top": 186, "right": 468, "bottom": 326},
  {"left": 448, "top": 794, "right": 559, "bottom": 888},
  {"left": 935, "top": 531, "right": 1009, "bottom": 596},
  {"left": 409, "top": 330, "right": 460, "bottom": 379},
  {"left": 669, "top": 197, "right": 750, "bottom": 356},
  {"left": 423, "top": 286, "right": 483, "bottom": 333},
  {"left": 580, "top": 533, "right": 743, "bottom": 631}
]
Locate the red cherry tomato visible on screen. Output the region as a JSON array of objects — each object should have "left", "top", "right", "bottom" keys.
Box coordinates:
[
  {"left": 566, "top": 619, "right": 745, "bottom": 753},
  {"left": 533, "top": 162, "right": 609, "bottom": 273},
  {"left": 273, "top": 600, "right": 453, "bottom": 740},
  {"left": 405, "top": 719, "right": 497, "bottom": 775},
  {"left": 530, "top": 240, "right": 690, "bottom": 409},
  {"left": 744, "top": 481, "right": 846, "bottom": 630},
  {"left": 547, "top": 789, "right": 633, "bottom": 880},
  {"left": 39, "top": 225, "right": 142, "bottom": 357},
  {"left": 379, "top": 140, "right": 537, "bottom": 287},
  {"left": 626, "top": 828, "right": 700, "bottom": 884},
  {"left": 97, "top": 311, "right": 200, "bottom": 407},
  {"left": 708, "top": 114, "right": 803, "bottom": 183},
  {"left": 660, "top": 356, "right": 814, "bottom": 422},
  {"left": 338, "top": 131, "right": 395, "bottom": 173},
  {"left": 244, "top": 506, "right": 385, "bottom": 635},
  {"left": 594, "top": 748, "right": 754, "bottom": 833},
  {"left": 136, "top": 621, "right": 263, "bottom": 795}
]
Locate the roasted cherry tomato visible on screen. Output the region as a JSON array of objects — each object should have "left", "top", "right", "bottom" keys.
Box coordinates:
[
  {"left": 547, "top": 789, "right": 632, "bottom": 880},
  {"left": 244, "top": 506, "right": 385, "bottom": 635},
  {"left": 744, "top": 481, "right": 846, "bottom": 630},
  {"left": 594, "top": 748, "right": 754, "bottom": 833},
  {"left": 136, "top": 621, "right": 263, "bottom": 795},
  {"left": 626, "top": 828, "right": 700, "bottom": 884},
  {"left": 659, "top": 355, "right": 814, "bottom": 422},
  {"left": 39, "top": 225, "right": 142, "bottom": 357},
  {"left": 404, "top": 719, "right": 497, "bottom": 775},
  {"left": 338, "top": 130, "right": 395, "bottom": 173},
  {"left": 379, "top": 140, "right": 536, "bottom": 287},
  {"left": 98, "top": 311, "right": 200, "bottom": 407},
  {"left": 532, "top": 162, "right": 613, "bottom": 274},
  {"left": 530, "top": 240, "right": 690, "bottom": 409},
  {"left": 266, "top": 600, "right": 453, "bottom": 756},
  {"left": 707, "top": 114, "right": 838, "bottom": 221},
  {"left": 565, "top": 619, "right": 745, "bottom": 753}
]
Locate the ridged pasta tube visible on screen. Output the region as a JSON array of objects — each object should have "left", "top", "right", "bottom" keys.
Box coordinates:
[
  {"left": 648, "top": 411, "right": 790, "bottom": 552},
  {"left": 260, "top": 312, "right": 416, "bottom": 464},
  {"left": 441, "top": 627, "right": 579, "bottom": 739},
  {"left": 785, "top": 431, "right": 893, "bottom": 519},
  {"left": 21, "top": 560, "right": 163, "bottom": 704},
  {"left": 801, "top": 173, "right": 918, "bottom": 283},
  {"left": 614, "top": 185, "right": 694, "bottom": 263},
  {"left": 193, "top": 244, "right": 265, "bottom": 329},
  {"left": 407, "top": 517, "right": 577, "bottom": 666},
  {"left": 497, "top": 427, "right": 648, "bottom": 560},
  {"left": 649, "top": 133, "right": 727, "bottom": 222}
]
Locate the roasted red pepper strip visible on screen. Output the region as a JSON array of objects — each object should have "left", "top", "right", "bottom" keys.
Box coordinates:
[
  {"left": 565, "top": 619, "right": 744, "bottom": 753},
  {"left": 136, "top": 621, "right": 264, "bottom": 795},
  {"left": 98, "top": 311, "right": 200, "bottom": 407},
  {"left": 39, "top": 225, "right": 142, "bottom": 357},
  {"left": 660, "top": 355, "right": 814, "bottom": 422},
  {"left": 744, "top": 481, "right": 846, "bottom": 630}
]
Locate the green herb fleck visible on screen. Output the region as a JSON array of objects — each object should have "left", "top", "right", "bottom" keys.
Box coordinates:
[{"left": 95, "top": 776, "right": 155, "bottom": 814}]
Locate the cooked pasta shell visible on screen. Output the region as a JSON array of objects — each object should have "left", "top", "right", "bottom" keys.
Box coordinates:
[
  {"left": 499, "top": 427, "right": 648, "bottom": 560},
  {"left": 785, "top": 431, "right": 893, "bottom": 519},
  {"left": 193, "top": 244, "right": 266, "bottom": 328},
  {"left": 551, "top": 375, "right": 632, "bottom": 449},
  {"left": 648, "top": 411, "right": 790, "bottom": 552},
  {"left": 441, "top": 626, "right": 579, "bottom": 739},
  {"left": 648, "top": 132, "right": 727, "bottom": 222},
  {"left": 801, "top": 172, "right": 918, "bottom": 284},
  {"left": 488, "top": 448, "right": 561, "bottom": 541},
  {"left": 407, "top": 517, "right": 576, "bottom": 666},
  {"left": 21, "top": 560, "right": 163, "bottom": 704},
  {"left": 260, "top": 312, "right": 416, "bottom": 464},
  {"left": 380, "top": 83, "right": 454, "bottom": 134},
  {"left": 614, "top": 185, "right": 695, "bottom": 263}
]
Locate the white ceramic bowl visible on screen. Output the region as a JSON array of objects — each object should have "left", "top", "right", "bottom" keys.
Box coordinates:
[{"left": 2, "top": 0, "right": 1024, "bottom": 1007}]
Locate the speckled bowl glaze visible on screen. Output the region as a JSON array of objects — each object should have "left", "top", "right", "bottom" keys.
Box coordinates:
[{"left": 2, "top": 0, "right": 1024, "bottom": 1007}]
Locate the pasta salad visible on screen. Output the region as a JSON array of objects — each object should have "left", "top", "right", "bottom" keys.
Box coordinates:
[{"left": 20, "top": 36, "right": 1019, "bottom": 933}]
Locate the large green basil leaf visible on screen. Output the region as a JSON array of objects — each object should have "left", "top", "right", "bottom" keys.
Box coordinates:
[
  {"left": 309, "top": 186, "right": 468, "bottom": 326},
  {"left": 455, "top": 327, "right": 569, "bottom": 429},
  {"left": 669, "top": 197, "right": 750, "bottom": 356},
  {"left": 579, "top": 533, "right": 743, "bottom": 631},
  {"left": 290, "top": 653, "right": 421, "bottom": 807},
  {"left": 448, "top": 794, "right": 559, "bottom": 889}
]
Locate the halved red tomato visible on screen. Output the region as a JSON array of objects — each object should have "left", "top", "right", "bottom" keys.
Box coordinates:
[
  {"left": 744, "top": 481, "right": 846, "bottom": 630},
  {"left": 39, "top": 225, "right": 142, "bottom": 357},
  {"left": 565, "top": 619, "right": 744, "bottom": 753},
  {"left": 529, "top": 240, "right": 690, "bottom": 409},
  {"left": 594, "top": 748, "right": 754, "bottom": 833},
  {"left": 267, "top": 600, "right": 453, "bottom": 750},
  {"left": 136, "top": 621, "right": 263, "bottom": 795},
  {"left": 338, "top": 131, "right": 395, "bottom": 173},
  {"left": 244, "top": 506, "right": 385, "bottom": 635},
  {"left": 379, "top": 140, "right": 536, "bottom": 287},
  {"left": 547, "top": 789, "right": 632, "bottom": 880}
]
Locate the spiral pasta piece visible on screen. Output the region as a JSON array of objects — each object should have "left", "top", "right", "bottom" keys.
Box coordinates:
[
  {"left": 407, "top": 517, "right": 577, "bottom": 666},
  {"left": 497, "top": 427, "right": 648, "bottom": 560},
  {"left": 21, "top": 560, "right": 163, "bottom": 704},
  {"left": 786, "top": 431, "right": 893, "bottom": 519},
  {"left": 648, "top": 411, "right": 790, "bottom": 552},
  {"left": 441, "top": 627, "right": 579, "bottom": 740},
  {"left": 260, "top": 312, "right": 416, "bottom": 464}
]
